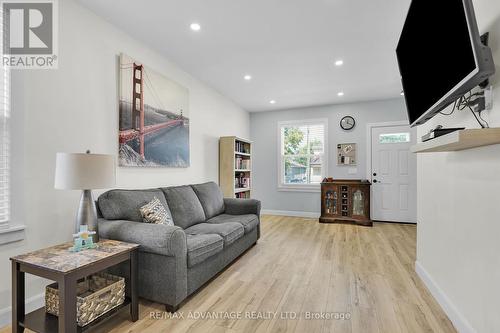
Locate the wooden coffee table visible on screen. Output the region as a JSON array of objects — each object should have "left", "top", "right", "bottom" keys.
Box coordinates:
[{"left": 10, "top": 239, "right": 139, "bottom": 333}]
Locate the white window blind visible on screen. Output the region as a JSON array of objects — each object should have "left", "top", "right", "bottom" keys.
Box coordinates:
[
  {"left": 0, "top": 56, "right": 9, "bottom": 227},
  {"left": 0, "top": 6, "right": 18, "bottom": 242},
  {"left": 279, "top": 120, "right": 327, "bottom": 189}
]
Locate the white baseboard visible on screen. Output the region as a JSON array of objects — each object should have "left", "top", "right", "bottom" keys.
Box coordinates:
[
  {"left": 415, "top": 261, "right": 476, "bottom": 333},
  {"left": 0, "top": 293, "right": 45, "bottom": 328},
  {"left": 261, "top": 209, "right": 320, "bottom": 218}
]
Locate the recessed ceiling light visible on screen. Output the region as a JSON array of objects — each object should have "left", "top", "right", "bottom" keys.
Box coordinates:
[
  {"left": 244, "top": 75, "right": 252, "bottom": 81},
  {"left": 190, "top": 23, "right": 201, "bottom": 31},
  {"left": 335, "top": 60, "right": 344, "bottom": 66},
  {"left": 337, "top": 92, "right": 344, "bottom": 96},
  {"left": 269, "top": 100, "right": 276, "bottom": 104}
]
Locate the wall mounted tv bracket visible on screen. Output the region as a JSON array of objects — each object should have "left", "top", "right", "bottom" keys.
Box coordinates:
[
  {"left": 465, "top": 33, "right": 494, "bottom": 114},
  {"left": 465, "top": 86, "right": 493, "bottom": 112},
  {"left": 479, "top": 33, "right": 492, "bottom": 89}
]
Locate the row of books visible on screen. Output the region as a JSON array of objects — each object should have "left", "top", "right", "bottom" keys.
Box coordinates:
[
  {"left": 235, "top": 141, "right": 250, "bottom": 154},
  {"left": 235, "top": 157, "right": 251, "bottom": 170},
  {"left": 235, "top": 191, "right": 250, "bottom": 199},
  {"left": 235, "top": 174, "right": 250, "bottom": 189}
]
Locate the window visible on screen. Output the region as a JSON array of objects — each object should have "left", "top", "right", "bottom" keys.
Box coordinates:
[
  {"left": 0, "top": 10, "right": 23, "bottom": 245},
  {"left": 379, "top": 132, "right": 410, "bottom": 144},
  {"left": 278, "top": 119, "right": 327, "bottom": 191},
  {"left": 0, "top": 64, "right": 9, "bottom": 228}
]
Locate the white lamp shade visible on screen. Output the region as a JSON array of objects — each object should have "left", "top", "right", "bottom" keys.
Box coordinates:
[{"left": 55, "top": 153, "right": 116, "bottom": 190}]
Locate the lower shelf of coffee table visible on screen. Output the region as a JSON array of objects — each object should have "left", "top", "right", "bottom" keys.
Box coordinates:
[{"left": 20, "top": 298, "right": 131, "bottom": 333}]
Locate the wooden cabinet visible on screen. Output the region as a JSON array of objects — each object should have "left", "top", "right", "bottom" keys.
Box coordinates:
[{"left": 319, "top": 179, "right": 372, "bottom": 226}]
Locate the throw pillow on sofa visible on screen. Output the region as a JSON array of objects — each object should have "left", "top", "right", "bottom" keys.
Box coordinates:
[{"left": 140, "top": 197, "right": 174, "bottom": 225}]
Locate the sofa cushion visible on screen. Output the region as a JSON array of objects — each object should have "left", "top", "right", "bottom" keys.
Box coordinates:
[
  {"left": 207, "top": 214, "right": 259, "bottom": 234},
  {"left": 191, "top": 182, "right": 225, "bottom": 219},
  {"left": 185, "top": 222, "right": 244, "bottom": 246},
  {"left": 161, "top": 185, "right": 206, "bottom": 229},
  {"left": 186, "top": 234, "right": 224, "bottom": 268},
  {"left": 98, "top": 189, "right": 171, "bottom": 222}
]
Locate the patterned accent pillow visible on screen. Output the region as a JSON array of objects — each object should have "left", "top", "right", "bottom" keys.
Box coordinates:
[{"left": 139, "top": 197, "right": 174, "bottom": 225}]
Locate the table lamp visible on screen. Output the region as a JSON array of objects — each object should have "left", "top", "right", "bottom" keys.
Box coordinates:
[{"left": 54, "top": 150, "right": 115, "bottom": 242}]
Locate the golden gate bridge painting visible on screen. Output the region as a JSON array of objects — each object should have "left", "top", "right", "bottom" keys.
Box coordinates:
[{"left": 119, "top": 53, "right": 190, "bottom": 167}]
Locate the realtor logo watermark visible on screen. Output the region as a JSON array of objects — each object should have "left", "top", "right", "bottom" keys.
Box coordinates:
[{"left": 1, "top": 0, "right": 58, "bottom": 69}]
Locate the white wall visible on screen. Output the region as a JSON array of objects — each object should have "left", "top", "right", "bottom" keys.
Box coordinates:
[
  {"left": 416, "top": 0, "right": 500, "bottom": 332},
  {"left": 250, "top": 99, "right": 407, "bottom": 214},
  {"left": 0, "top": 0, "right": 249, "bottom": 322}
]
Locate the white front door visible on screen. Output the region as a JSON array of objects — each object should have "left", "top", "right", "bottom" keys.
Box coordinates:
[{"left": 370, "top": 124, "right": 417, "bottom": 223}]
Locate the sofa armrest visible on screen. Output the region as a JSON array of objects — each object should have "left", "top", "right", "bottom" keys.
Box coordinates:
[
  {"left": 98, "top": 219, "right": 186, "bottom": 257},
  {"left": 223, "top": 198, "right": 261, "bottom": 216}
]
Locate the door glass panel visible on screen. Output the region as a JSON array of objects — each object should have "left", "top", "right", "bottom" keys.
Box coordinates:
[
  {"left": 353, "top": 190, "right": 364, "bottom": 216},
  {"left": 325, "top": 190, "right": 337, "bottom": 214},
  {"left": 379, "top": 133, "right": 410, "bottom": 144}
]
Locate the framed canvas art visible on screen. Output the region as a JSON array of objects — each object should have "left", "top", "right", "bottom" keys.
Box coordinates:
[{"left": 118, "top": 53, "right": 189, "bottom": 167}]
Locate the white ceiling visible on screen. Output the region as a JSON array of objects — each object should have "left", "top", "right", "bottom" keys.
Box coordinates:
[{"left": 78, "top": 0, "right": 410, "bottom": 112}]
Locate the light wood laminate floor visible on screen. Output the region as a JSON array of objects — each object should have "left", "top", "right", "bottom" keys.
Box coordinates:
[{"left": 2, "top": 215, "right": 456, "bottom": 333}]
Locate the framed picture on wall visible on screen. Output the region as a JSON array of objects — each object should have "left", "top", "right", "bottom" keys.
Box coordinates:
[
  {"left": 118, "top": 53, "right": 190, "bottom": 167},
  {"left": 337, "top": 143, "right": 357, "bottom": 165}
]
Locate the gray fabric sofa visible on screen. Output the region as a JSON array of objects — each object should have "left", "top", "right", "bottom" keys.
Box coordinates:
[{"left": 96, "top": 182, "right": 261, "bottom": 312}]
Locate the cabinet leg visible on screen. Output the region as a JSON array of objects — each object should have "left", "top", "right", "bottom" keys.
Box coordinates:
[
  {"left": 11, "top": 261, "right": 25, "bottom": 333},
  {"left": 58, "top": 276, "right": 77, "bottom": 333},
  {"left": 130, "top": 250, "right": 138, "bottom": 321}
]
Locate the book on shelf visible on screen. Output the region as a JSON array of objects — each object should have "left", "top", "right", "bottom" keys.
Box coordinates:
[
  {"left": 235, "top": 156, "right": 251, "bottom": 170},
  {"left": 234, "top": 173, "right": 250, "bottom": 189},
  {"left": 235, "top": 141, "right": 250, "bottom": 154},
  {"left": 235, "top": 191, "right": 250, "bottom": 199}
]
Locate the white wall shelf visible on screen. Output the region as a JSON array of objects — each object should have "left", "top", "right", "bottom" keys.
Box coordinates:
[{"left": 411, "top": 128, "right": 500, "bottom": 153}]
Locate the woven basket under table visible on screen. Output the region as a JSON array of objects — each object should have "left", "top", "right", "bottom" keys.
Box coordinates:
[{"left": 45, "top": 272, "right": 125, "bottom": 327}]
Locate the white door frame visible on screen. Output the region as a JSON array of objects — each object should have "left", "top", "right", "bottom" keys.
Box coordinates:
[{"left": 365, "top": 120, "right": 412, "bottom": 220}]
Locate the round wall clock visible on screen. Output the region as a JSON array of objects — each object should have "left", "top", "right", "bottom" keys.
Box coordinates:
[{"left": 340, "top": 116, "right": 356, "bottom": 130}]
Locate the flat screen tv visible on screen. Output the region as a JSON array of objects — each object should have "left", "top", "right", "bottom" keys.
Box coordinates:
[{"left": 396, "top": 0, "right": 495, "bottom": 127}]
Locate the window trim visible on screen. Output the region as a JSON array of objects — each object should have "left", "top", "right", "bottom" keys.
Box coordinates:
[
  {"left": 0, "top": 64, "right": 9, "bottom": 228},
  {"left": 277, "top": 118, "right": 328, "bottom": 192},
  {"left": 0, "top": 18, "right": 26, "bottom": 245}
]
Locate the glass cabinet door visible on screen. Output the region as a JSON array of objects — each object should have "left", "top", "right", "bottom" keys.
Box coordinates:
[
  {"left": 352, "top": 189, "right": 365, "bottom": 216},
  {"left": 325, "top": 189, "right": 338, "bottom": 215}
]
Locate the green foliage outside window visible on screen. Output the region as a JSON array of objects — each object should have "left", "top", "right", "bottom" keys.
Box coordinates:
[{"left": 282, "top": 124, "right": 324, "bottom": 184}]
